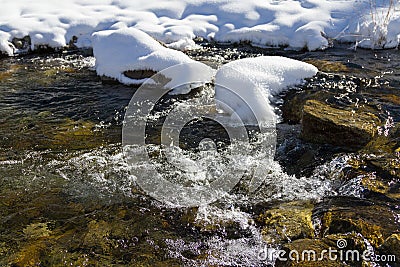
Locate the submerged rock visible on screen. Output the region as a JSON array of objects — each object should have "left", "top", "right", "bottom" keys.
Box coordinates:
[
  {"left": 305, "top": 60, "right": 349, "bottom": 73},
  {"left": 301, "top": 100, "right": 380, "bottom": 148}
]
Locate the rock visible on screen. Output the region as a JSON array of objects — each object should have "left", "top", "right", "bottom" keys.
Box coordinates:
[
  {"left": 257, "top": 201, "right": 314, "bottom": 244},
  {"left": 123, "top": 69, "right": 157, "bottom": 80},
  {"left": 11, "top": 36, "right": 31, "bottom": 51},
  {"left": 360, "top": 174, "right": 394, "bottom": 196},
  {"left": 378, "top": 234, "right": 400, "bottom": 262},
  {"left": 301, "top": 100, "right": 380, "bottom": 148},
  {"left": 339, "top": 158, "right": 399, "bottom": 201},
  {"left": 305, "top": 60, "right": 349, "bottom": 73},
  {"left": 361, "top": 123, "right": 400, "bottom": 179},
  {"left": 281, "top": 91, "right": 314, "bottom": 124},
  {"left": 275, "top": 239, "right": 345, "bottom": 267},
  {"left": 363, "top": 123, "right": 400, "bottom": 154},
  {"left": 23, "top": 223, "right": 51, "bottom": 239},
  {"left": 381, "top": 94, "right": 400, "bottom": 105},
  {"left": 313, "top": 197, "right": 399, "bottom": 248},
  {"left": 275, "top": 233, "right": 371, "bottom": 267}
]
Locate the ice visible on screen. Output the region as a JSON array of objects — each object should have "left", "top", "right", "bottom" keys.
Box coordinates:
[{"left": 1, "top": 0, "right": 400, "bottom": 55}]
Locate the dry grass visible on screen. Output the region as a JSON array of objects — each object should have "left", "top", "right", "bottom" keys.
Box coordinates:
[{"left": 368, "top": 0, "right": 399, "bottom": 48}]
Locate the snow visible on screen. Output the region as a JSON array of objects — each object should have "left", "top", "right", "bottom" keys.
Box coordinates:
[
  {"left": 93, "top": 27, "right": 317, "bottom": 126},
  {"left": 81, "top": 25, "right": 317, "bottom": 125},
  {"left": 92, "top": 27, "right": 215, "bottom": 91},
  {"left": 1, "top": 0, "right": 400, "bottom": 56},
  {"left": 215, "top": 56, "right": 318, "bottom": 124},
  {"left": 93, "top": 28, "right": 192, "bottom": 85},
  {"left": 166, "top": 37, "right": 200, "bottom": 51}
]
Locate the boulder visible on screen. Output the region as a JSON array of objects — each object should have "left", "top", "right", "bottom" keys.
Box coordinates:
[
  {"left": 301, "top": 100, "right": 380, "bottom": 148},
  {"left": 257, "top": 201, "right": 314, "bottom": 244},
  {"left": 275, "top": 233, "right": 371, "bottom": 267},
  {"left": 275, "top": 238, "right": 345, "bottom": 267},
  {"left": 378, "top": 234, "right": 400, "bottom": 262},
  {"left": 312, "top": 197, "right": 399, "bottom": 248}
]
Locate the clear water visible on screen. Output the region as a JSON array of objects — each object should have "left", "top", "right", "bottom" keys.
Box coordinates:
[{"left": 0, "top": 46, "right": 399, "bottom": 266}]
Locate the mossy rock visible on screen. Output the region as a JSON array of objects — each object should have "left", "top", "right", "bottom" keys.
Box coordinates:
[
  {"left": 361, "top": 123, "right": 400, "bottom": 179},
  {"left": 282, "top": 90, "right": 330, "bottom": 124},
  {"left": 51, "top": 118, "right": 105, "bottom": 150},
  {"left": 378, "top": 234, "right": 400, "bottom": 264},
  {"left": 363, "top": 123, "right": 400, "bottom": 154},
  {"left": 305, "top": 60, "right": 349, "bottom": 73},
  {"left": 257, "top": 201, "right": 314, "bottom": 244},
  {"left": 313, "top": 197, "right": 399, "bottom": 248},
  {"left": 12, "top": 240, "right": 48, "bottom": 267},
  {"left": 276, "top": 233, "right": 374, "bottom": 267},
  {"left": 301, "top": 100, "right": 380, "bottom": 148},
  {"left": 0, "top": 64, "right": 21, "bottom": 82},
  {"left": 361, "top": 174, "right": 400, "bottom": 200},
  {"left": 275, "top": 238, "right": 345, "bottom": 267},
  {"left": 23, "top": 222, "right": 52, "bottom": 239}
]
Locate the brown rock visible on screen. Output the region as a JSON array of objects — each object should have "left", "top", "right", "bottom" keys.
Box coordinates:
[
  {"left": 257, "top": 201, "right": 314, "bottom": 244},
  {"left": 313, "top": 197, "right": 399, "bottom": 248},
  {"left": 378, "top": 234, "right": 400, "bottom": 262},
  {"left": 305, "top": 60, "right": 349, "bottom": 73},
  {"left": 301, "top": 100, "right": 380, "bottom": 148},
  {"left": 123, "top": 69, "right": 157, "bottom": 79},
  {"left": 275, "top": 238, "right": 346, "bottom": 267}
]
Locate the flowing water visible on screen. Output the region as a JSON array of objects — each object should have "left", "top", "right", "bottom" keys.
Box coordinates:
[{"left": 0, "top": 45, "right": 399, "bottom": 266}]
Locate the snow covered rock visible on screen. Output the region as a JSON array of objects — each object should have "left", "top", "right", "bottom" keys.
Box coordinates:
[
  {"left": 215, "top": 56, "right": 318, "bottom": 125},
  {"left": 92, "top": 27, "right": 213, "bottom": 89}
]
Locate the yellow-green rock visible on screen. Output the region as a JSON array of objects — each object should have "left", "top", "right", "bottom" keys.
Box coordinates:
[
  {"left": 275, "top": 239, "right": 346, "bottom": 267},
  {"left": 317, "top": 201, "right": 398, "bottom": 248},
  {"left": 258, "top": 201, "right": 314, "bottom": 243},
  {"left": 305, "top": 60, "right": 348, "bottom": 73},
  {"left": 379, "top": 234, "right": 400, "bottom": 261},
  {"left": 23, "top": 222, "right": 52, "bottom": 239},
  {"left": 301, "top": 100, "right": 381, "bottom": 148}
]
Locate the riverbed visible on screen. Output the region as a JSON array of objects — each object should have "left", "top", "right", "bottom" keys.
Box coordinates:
[{"left": 0, "top": 44, "right": 399, "bottom": 266}]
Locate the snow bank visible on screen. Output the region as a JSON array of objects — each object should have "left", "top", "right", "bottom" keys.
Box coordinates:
[
  {"left": 1, "top": 0, "right": 400, "bottom": 55},
  {"left": 215, "top": 56, "right": 318, "bottom": 124}
]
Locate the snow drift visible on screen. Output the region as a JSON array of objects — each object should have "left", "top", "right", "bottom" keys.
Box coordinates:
[{"left": 1, "top": 0, "right": 400, "bottom": 55}]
